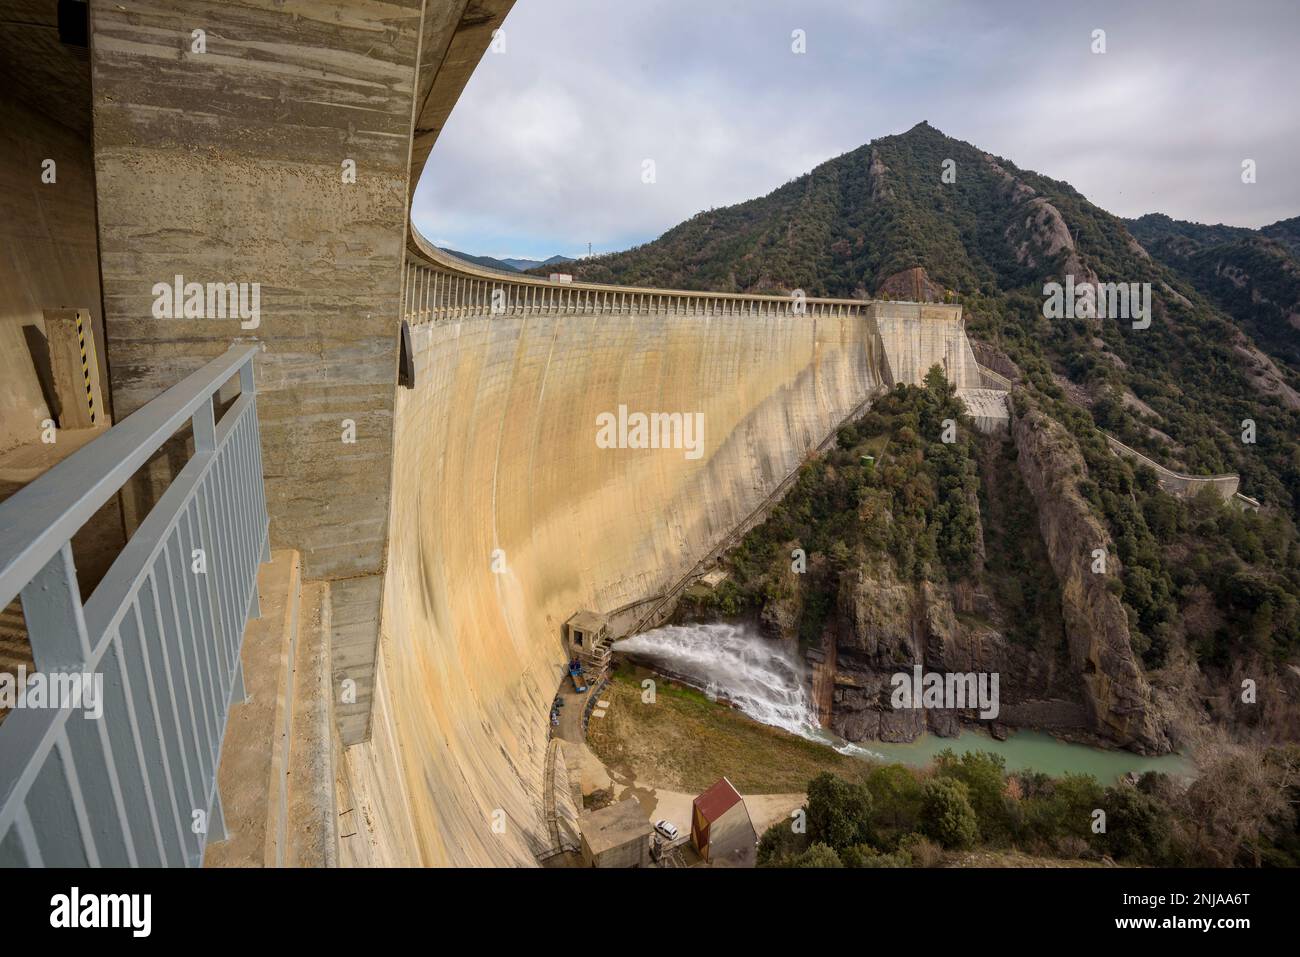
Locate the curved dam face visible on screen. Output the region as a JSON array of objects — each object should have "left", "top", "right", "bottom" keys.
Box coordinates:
[{"left": 348, "top": 300, "right": 882, "bottom": 866}]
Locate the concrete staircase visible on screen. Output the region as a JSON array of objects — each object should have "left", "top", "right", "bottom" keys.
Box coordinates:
[
  {"left": 205, "top": 549, "right": 337, "bottom": 867},
  {"left": 581, "top": 633, "right": 613, "bottom": 675}
]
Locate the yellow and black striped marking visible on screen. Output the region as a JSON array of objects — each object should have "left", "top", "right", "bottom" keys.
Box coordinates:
[{"left": 76, "top": 312, "right": 96, "bottom": 425}]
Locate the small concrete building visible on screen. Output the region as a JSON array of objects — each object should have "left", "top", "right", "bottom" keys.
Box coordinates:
[
  {"left": 690, "top": 777, "right": 758, "bottom": 867},
  {"left": 579, "top": 798, "right": 652, "bottom": 867},
  {"left": 565, "top": 610, "right": 608, "bottom": 657},
  {"left": 685, "top": 568, "right": 729, "bottom": 599},
  {"left": 565, "top": 610, "right": 612, "bottom": 672}
]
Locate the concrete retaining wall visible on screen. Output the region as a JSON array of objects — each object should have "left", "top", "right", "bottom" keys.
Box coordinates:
[
  {"left": 873, "top": 302, "right": 979, "bottom": 389},
  {"left": 1102, "top": 434, "right": 1240, "bottom": 500},
  {"left": 86, "top": 0, "right": 452, "bottom": 744}
]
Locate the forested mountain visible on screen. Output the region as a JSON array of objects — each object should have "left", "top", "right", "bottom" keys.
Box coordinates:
[
  {"left": 1127, "top": 213, "right": 1300, "bottom": 371},
  {"left": 574, "top": 122, "right": 1300, "bottom": 748},
  {"left": 439, "top": 247, "right": 574, "bottom": 273},
  {"left": 559, "top": 122, "right": 1300, "bottom": 523},
  {"left": 1262, "top": 215, "right": 1300, "bottom": 259},
  {"left": 500, "top": 254, "right": 574, "bottom": 271}
]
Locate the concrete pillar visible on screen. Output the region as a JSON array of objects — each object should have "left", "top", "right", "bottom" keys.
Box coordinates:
[{"left": 88, "top": 0, "right": 428, "bottom": 744}]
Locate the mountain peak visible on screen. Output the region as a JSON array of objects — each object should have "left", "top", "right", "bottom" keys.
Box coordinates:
[{"left": 892, "top": 120, "right": 945, "bottom": 143}]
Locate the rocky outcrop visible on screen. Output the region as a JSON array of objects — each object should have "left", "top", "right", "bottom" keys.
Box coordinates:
[
  {"left": 759, "top": 586, "right": 802, "bottom": 645},
  {"left": 806, "top": 633, "right": 836, "bottom": 727},
  {"left": 876, "top": 267, "right": 947, "bottom": 303},
  {"left": 868, "top": 148, "right": 893, "bottom": 202},
  {"left": 982, "top": 154, "right": 1098, "bottom": 286},
  {"left": 1011, "top": 408, "right": 1171, "bottom": 754},
  {"left": 968, "top": 340, "right": 1022, "bottom": 384},
  {"left": 826, "top": 561, "right": 927, "bottom": 742},
  {"left": 803, "top": 442, "right": 1101, "bottom": 746},
  {"left": 1231, "top": 335, "right": 1300, "bottom": 410},
  {"left": 816, "top": 562, "right": 1022, "bottom": 744}
]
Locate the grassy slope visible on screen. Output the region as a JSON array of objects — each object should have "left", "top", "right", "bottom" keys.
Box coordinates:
[{"left": 586, "top": 667, "right": 855, "bottom": 793}]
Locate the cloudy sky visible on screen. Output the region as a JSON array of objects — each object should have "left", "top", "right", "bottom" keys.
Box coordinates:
[{"left": 412, "top": 0, "right": 1299, "bottom": 261}]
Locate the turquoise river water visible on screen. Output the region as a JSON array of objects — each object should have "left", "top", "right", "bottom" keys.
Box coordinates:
[{"left": 615, "top": 622, "right": 1192, "bottom": 784}]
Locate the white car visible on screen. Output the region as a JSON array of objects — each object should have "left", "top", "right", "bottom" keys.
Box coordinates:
[{"left": 654, "top": 820, "right": 679, "bottom": 841}]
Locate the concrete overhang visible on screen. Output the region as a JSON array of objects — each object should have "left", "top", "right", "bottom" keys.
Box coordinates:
[{"left": 408, "top": 0, "right": 516, "bottom": 204}]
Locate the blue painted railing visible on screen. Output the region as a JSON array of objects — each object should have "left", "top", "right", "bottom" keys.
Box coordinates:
[{"left": 0, "top": 344, "right": 269, "bottom": 866}]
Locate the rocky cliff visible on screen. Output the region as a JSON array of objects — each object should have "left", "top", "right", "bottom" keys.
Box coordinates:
[
  {"left": 811, "top": 555, "right": 1090, "bottom": 745},
  {"left": 792, "top": 438, "right": 1088, "bottom": 746},
  {"left": 823, "top": 561, "right": 992, "bottom": 742},
  {"left": 723, "top": 383, "right": 1097, "bottom": 749},
  {"left": 1011, "top": 407, "right": 1171, "bottom": 754}
]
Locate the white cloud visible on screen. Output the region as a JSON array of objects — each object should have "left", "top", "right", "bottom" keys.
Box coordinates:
[{"left": 413, "top": 0, "right": 1300, "bottom": 258}]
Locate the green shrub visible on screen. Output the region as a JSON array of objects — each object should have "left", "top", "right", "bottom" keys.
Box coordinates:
[
  {"left": 1101, "top": 786, "right": 1172, "bottom": 864},
  {"left": 842, "top": 843, "right": 912, "bottom": 868},
  {"left": 921, "top": 777, "right": 979, "bottom": 849},
  {"left": 806, "top": 772, "right": 874, "bottom": 850},
  {"left": 756, "top": 820, "right": 807, "bottom": 866},
  {"left": 935, "top": 750, "right": 1012, "bottom": 843},
  {"left": 784, "top": 842, "right": 843, "bottom": 868}
]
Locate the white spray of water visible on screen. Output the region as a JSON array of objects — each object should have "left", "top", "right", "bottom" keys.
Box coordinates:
[{"left": 614, "top": 622, "right": 879, "bottom": 758}]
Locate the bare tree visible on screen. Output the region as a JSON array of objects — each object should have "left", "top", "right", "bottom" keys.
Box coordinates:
[{"left": 1185, "top": 743, "right": 1292, "bottom": 866}]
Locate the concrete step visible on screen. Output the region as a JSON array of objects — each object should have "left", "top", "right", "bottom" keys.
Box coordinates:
[
  {"left": 283, "top": 579, "right": 337, "bottom": 866},
  {"left": 205, "top": 549, "right": 301, "bottom": 867},
  {"left": 203, "top": 547, "right": 337, "bottom": 867}
]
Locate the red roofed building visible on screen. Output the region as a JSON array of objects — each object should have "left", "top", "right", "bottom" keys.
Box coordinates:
[{"left": 690, "top": 777, "right": 758, "bottom": 867}]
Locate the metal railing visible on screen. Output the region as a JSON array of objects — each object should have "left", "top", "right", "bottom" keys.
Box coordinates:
[
  {"left": 976, "top": 363, "right": 1015, "bottom": 391},
  {"left": 401, "top": 230, "right": 871, "bottom": 326},
  {"left": 0, "top": 344, "right": 269, "bottom": 866}
]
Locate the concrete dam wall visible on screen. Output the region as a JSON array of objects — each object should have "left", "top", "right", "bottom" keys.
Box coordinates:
[{"left": 341, "top": 254, "right": 887, "bottom": 865}]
